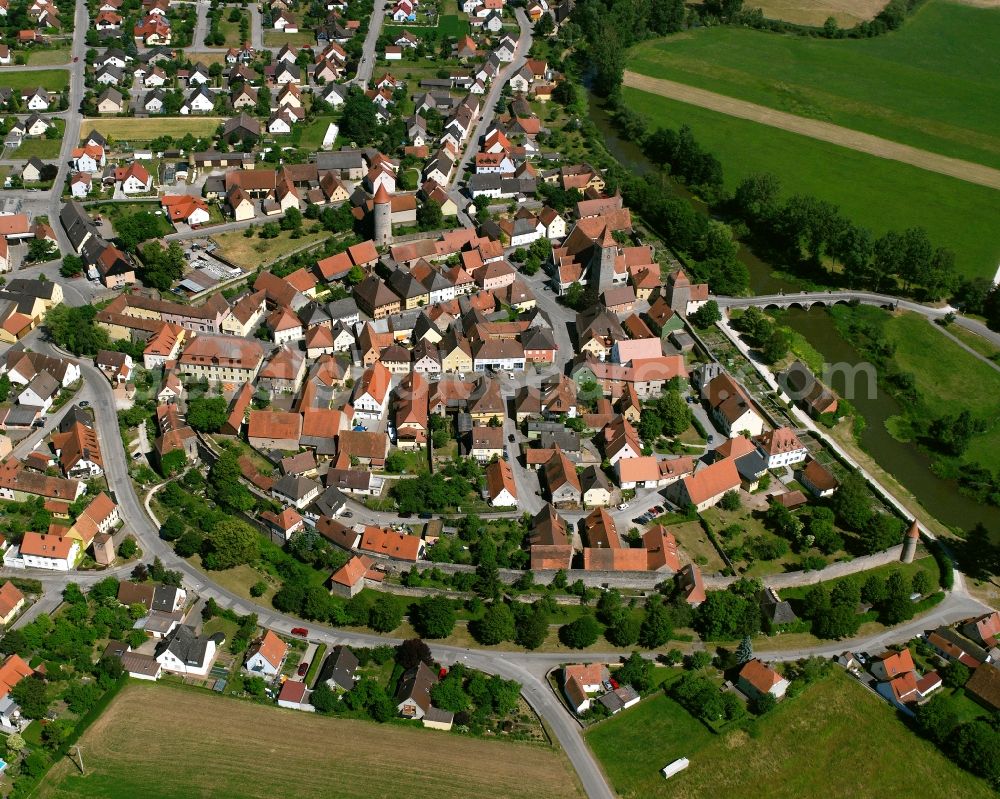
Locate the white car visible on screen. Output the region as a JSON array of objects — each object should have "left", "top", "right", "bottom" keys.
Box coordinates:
[{"left": 616, "top": 502, "right": 629, "bottom": 510}]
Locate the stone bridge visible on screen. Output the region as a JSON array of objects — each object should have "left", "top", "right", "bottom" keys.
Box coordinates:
[{"left": 714, "top": 290, "right": 911, "bottom": 314}]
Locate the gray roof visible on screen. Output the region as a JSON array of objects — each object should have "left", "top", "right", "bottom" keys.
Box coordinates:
[
  {"left": 151, "top": 585, "right": 181, "bottom": 613},
  {"left": 155, "top": 624, "right": 211, "bottom": 667},
  {"left": 314, "top": 485, "right": 347, "bottom": 516},
  {"left": 314, "top": 149, "right": 366, "bottom": 170},
  {"left": 326, "top": 297, "right": 359, "bottom": 321},
  {"left": 274, "top": 473, "right": 322, "bottom": 501},
  {"left": 318, "top": 644, "right": 359, "bottom": 690}
]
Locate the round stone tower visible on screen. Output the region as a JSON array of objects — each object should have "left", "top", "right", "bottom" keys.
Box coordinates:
[
  {"left": 900, "top": 519, "right": 919, "bottom": 563},
  {"left": 373, "top": 183, "right": 392, "bottom": 247}
]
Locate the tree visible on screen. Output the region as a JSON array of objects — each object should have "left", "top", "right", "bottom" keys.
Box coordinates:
[
  {"left": 750, "top": 691, "right": 777, "bottom": 715},
  {"left": 115, "top": 211, "right": 164, "bottom": 252},
  {"left": 638, "top": 601, "right": 672, "bottom": 649},
  {"left": 911, "top": 569, "right": 933, "bottom": 596},
  {"left": 204, "top": 519, "right": 259, "bottom": 570},
  {"left": 417, "top": 200, "right": 443, "bottom": 231},
  {"left": 943, "top": 661, "right": 970, "bottom": 689},
  {"left": 6, "top": 733, "right": 25, "bottom": 754},
  {"left": 617, "top": 651, "right": 654, "bottom": 692},
  {"left": 412, "top": 596, "right": 456, "bottom": 639},
  {"left": 431, "top": 673, "right": 470, "bottom": 713},
  {"left": 340, "top": 88, "right": 379, "bottom": 144},
  {"left": 44, "top": 304, "right": 112, "bottom": 356},
  {"left": 384, "top": 451, "right": 408, "bottom": 474},
  {"left": 914, "top": 693, "right": 959, "bottom": 745},
  {"left": 514, "top": 605, "right": 549, "bottom": 650},
  {"left": 830, "top": 471, "right": 872, "bottom": 532},
  {"left": 689, "top": 300, "right": 721, "bottom": 329},
  {"left": 472, "top": 602, "right": 515, "bottom": 645},
  {"left": 60, "top": 254, "right": 85, "bottom": 277},
  {"left": 733, "top": 172, "right": 781, "bottom": 224},
  {"left": 207, "top": 449, "right": 256, "bottom": 512},
  {"left": 185, "top": 396, "right": 229, "bottom": 432},
  {"left": 368, "top": 594, "right": 404, "bottom": 633},
  {"left": 157, "top": 449, "right": 186, "bottom": 477},
  {"left": 559, "top": 615, "right": 601, "bottom": 649},
  {"left": 311, "top": 681, "right": 339, "bottom": 712},
  {"left": 605, "top": 612, "right": 640, "bottom": 647},
  {"left": 11, "top": 676, "right": 49, "bottom": 719},
  {"left": 160, "top": 514, "right": 186, "bottom": 542},
  {"left": 719, "top": 490, "right": 741, "bottom": 511},
  {"left": 861, "top": 513, "right": 904, "bottom": 554},
  {"left": 880, "top": 571, "right": 913, "bottom": 625},
  {"left": 396, "top": 638, "right": 433, "bottom": 669},
  {"left": 695, "top": 589, "right": 760, "bottom": 640},
  {"left": 736, "top": 635, "right": 753, "bottom": 664},
  {"left": 118, "top": 537, "right": 138, "bottom": 559}
]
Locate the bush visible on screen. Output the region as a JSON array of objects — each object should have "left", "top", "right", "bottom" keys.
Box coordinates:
[{"left": 249, "top": 581, "right": 268, "bottom": 598}]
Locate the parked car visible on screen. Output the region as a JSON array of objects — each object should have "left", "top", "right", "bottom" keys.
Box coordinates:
[
  {"left": 418, "top": 512, "right": 432, "bottom": 520},
  {"left": 297, "top": 661, "right": 308, "bottom": 677},
  {"left": 290, "top": 627, "right": 308, "bottom": 637},
  {"left": 616, "top": 502, "right": 629, "bottom": 510},
  {"left": 342, "top": 511, "right": 353, "bottom": 518},
  {"left": 508, "top": 433, "right": 515, "bottom": 442},
  {"left": 79, "top": 400, "right": 90, "bottom": 407}
]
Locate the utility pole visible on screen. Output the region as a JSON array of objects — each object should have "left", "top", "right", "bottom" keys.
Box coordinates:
[{"left": 75, "top": 745, "right": 85, "bottom": 775}]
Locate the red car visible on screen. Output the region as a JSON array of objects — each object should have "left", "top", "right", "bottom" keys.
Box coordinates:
[
  {"left": 290, "top": 627, "right": 308, "bottom": 637},
  {"left": 297, "top": 661, "right": 309, "bottom": 677}
]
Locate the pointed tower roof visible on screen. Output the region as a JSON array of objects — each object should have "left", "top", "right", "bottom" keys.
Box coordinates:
[
  {"left": 906, "top": 520, "right": 920, "bottom": 539},
  {"left": 373, "top": 183, "right": 390, "bottom": 204},
  {"left": 598, "top": 225, "right": 615, "bottom": 248},
  {"left": 671, "top": 269, "right": 690, "bottom": 286}
]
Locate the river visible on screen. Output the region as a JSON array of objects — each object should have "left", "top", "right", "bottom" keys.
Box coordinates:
[
  {"left": 588, "top": 94, "right": 999, "bottom": 536},
  {"left": 587, "top": 95, "right": 797, "bottom": 295}
]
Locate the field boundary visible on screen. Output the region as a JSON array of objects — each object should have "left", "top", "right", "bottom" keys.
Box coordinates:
[{"left": 622, "top": 71, "right": 1000, "bottom": 191}]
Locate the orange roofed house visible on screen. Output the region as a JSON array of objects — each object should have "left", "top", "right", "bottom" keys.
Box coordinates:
[
  {"left": 244, "top": 629, "right": 289, "bottom": 677},
  {"left": 0, "top": 653, "right": 34, "bottom": 729},
  {"left": 358, "top": 525, "right": 425, "bottom": 562},
  {"left": 329, "top": 554, "right": 384, "bottom": 598}
]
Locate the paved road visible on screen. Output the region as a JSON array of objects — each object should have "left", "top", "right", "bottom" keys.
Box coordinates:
[
  {"left": 623, "top": 71, "right": 1000, "bottom": 191},
  {"left": 447, "top": 8, "right": 533, "bottom": 226},
  {"left": 355, "top": 0, "right": 388, "bottom": 87}
]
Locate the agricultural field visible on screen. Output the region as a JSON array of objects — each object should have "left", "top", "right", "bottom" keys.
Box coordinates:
[
  {"left": 625, "top": 1, "right": 1000, "bottom": 169},
  {"left": 0, "top": 67, "right": 68, "bottom": 91},
  {"left": 586, "top": 669, "right": 994, "bottom": 799},
  {"left": 619, "top": 87, "right": 1000, "bottom": 281},
  {"left": 80, "top": 117, "right": 223, "bottom": 143},
  {"left": 36, "top": 683, "right": 583, "bottom": 799},
  {"left": 754, "top": 0, "right": 887, "bottom": 25}
]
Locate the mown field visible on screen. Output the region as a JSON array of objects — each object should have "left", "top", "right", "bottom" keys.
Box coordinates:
[
  {"left": 0, "top": 67, "right": 68, "bottom": 91},
  {"left": 586, "top": 669, "right": 994, "bottom": 799},
  {"left": 626, "top": 1, "right": 1000, "bottom": 169},
  {"left": 80, "top": 117, "right": 224, "bottom": 142},
  {"left": 619, "top": 87, "right": 1000, "bottom": 281},
  {"left": 37, "top": 683, "right": 584, "bottom": 799},
  {"left": 880, "top": 311, "right": 1000, "bottom": 469},
  {"left": 754, "top": 0, "right": 887, "bottom": 25}
]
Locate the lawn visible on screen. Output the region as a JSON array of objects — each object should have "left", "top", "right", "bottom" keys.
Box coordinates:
[
  {"left": 213, "top": 227, "right": 328, "bottom": 269},
  {"left": 219, "top": 18, "right": 244, "bottom": 47},
  {"left": 586, "top": 669, "right": 994, "bottom": 799},
  {"left": 25, "top": 46, "right": 71, "bottom": 66},
  {"left": 80, "top": 117, "right": 224, "bottom": 143},
  {"left": 619, "top": 87, "right": 1000, "bottom": 281},
  {"left": 947, "top": 324, "right": 1000, "bottom": 362},
  {"left": 296, "top": 114, "right": 340, "bottom": 151},
  {"left": 36, "top": 683, "right": 584, "bottom": 799},
  {"left": 0, "top": 67, "right": 68, "bottom": 91},
  {"left": 881, "top": 311, "right": 1000, "bottom": 469},
  {"left": 626, "top": 1, "right": 1000, "bottom": 169},
  {"left": 89, "top": 201, "right": 172, "bottom": 238},
  {"left": 10, "top": 135, "right": 61, "bottom": 159},
  {"left": 661, "top": 519, "right": 727, "bottom": 574},
  {"left": 189, "top": 556, "right": 279, "bottom": 605}
]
